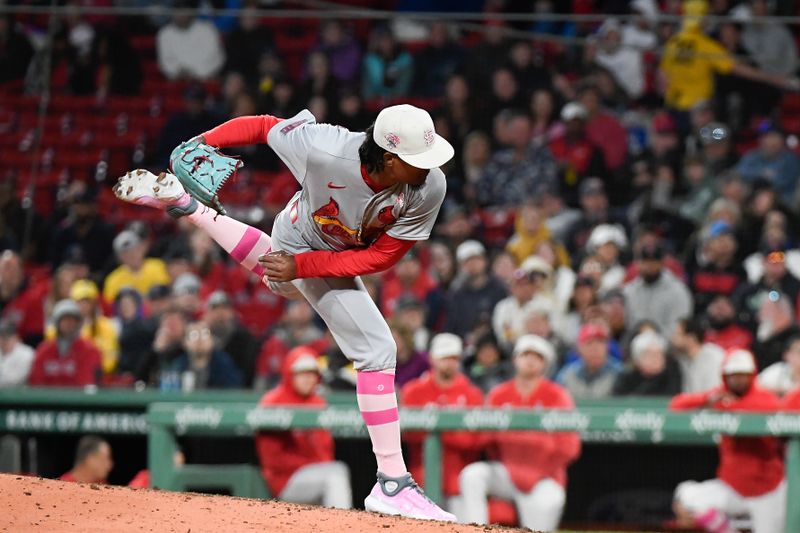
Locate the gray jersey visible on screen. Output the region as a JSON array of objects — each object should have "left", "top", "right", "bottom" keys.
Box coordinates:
[{"left": 266, "top": 110, "right": 446, "bottom": 254}]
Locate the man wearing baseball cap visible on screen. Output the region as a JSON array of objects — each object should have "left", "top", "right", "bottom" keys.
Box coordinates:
[
  {"left": 670, "top": 349, "right": 784, "bottom": 533},
  {"left": 446, "top": 240, "right": 508, "bottom": 339},
  {"left": 256, "top": 346, "right": 352, "bottom": 510},
  {"left": 400, "top": 333, "right": 484, "bottom": 518},
  {"left": 114, "top": 102, "right": 456, "bottom": 519},
  {"left": 459, "top": 335, "right": 580, "bottom": 531},
  {"left": 28, "top": 300, "right": 102, "bottom": 387},
  {"left": 556, "top": 323, "right": 621, "bottom": 399}
]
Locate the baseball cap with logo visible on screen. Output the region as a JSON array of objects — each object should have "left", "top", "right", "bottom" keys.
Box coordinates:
[
  {"left": 429, "top": 333, "right": 463, "bottom": 360},
  {"left": 374, "top": 104, "right": 455, "bottom": 170}
]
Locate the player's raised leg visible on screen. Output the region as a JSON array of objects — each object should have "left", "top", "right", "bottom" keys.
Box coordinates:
[{"left": 114, "top": 169, "right": 271, "bottom": 278}]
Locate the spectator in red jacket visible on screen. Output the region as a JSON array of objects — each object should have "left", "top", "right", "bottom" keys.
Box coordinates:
[
  {"left": 548, "top": 102, "right": 608, "bottom": 205},
  {"left": 255, "top": 346, "right": 352, "bottom": 508},
  {"left": 0, "top": 250, "right": 48, "bottom": 346},
  {"left": 670, "top": 349, "right": 785, "bottom": 533},
  {"left": 59, "top": 435, "right": 113, "bottom": 484},
  {"left": 704, "top": 294, "right": 753, "bottom": 351},
  {"left": 459, "top": 335, "right": 581, "bottom": 531},
  {"left": 28, "top": 300, "right": 102, "bottom": 387},
  {"left": 579, "top": 83, "right": 628, "bottom": 173},
  {"left": 400, "top": 333, "right": 484, "bottom": 516}
]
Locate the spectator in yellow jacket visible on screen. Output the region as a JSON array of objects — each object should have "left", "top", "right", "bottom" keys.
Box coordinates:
[
  {"left": 659, "top": 0, "right": 794, "bottom": 113},
  {"left": 506, "top": 202, "right": 571, "bottom": 267},
  {"left": 102, "top": 230, "right": 170, "bottom": 304}
]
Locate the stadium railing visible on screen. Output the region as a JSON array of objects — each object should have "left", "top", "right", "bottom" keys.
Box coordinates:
[
  {"left": 1, "top": 389, "right": 798, "bottom": 531},
  {"left": 146, "top": 402, "right": 800, "bottom": 533}
]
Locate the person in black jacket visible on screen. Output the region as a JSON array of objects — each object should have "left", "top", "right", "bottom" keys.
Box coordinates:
[
  {"left": 167, "top": 321, "right": 243, "bottom": 390},
  {"left": 114, "top": 287, "right": 156, "bottom": 375},
  {"left": 204, "top": 291, "right": 259, "bottom": 387},
  {"left": 133, "top": 306, "right": 187, "bottom": 387},
  {"left": 444, "top": 240, "right": 507, "bottom": 342},
  {"left": 613, "top": 330, "right": 681, "bottom": 396}
]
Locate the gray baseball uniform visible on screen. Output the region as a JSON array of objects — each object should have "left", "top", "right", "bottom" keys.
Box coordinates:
[{"left": 265, "top": 110, "right": 446, "bottom": 371}]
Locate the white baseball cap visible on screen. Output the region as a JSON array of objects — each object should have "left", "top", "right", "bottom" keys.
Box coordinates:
[
  {"left": 560, "top": 102, "right": 587, "bottom": 121},
  {"left": 519, "top": 256, "right": 553, "bottom": 278},
  {"left": 373, "top": 104, "right": 455, "bottom": 170},
  {"left": 291, "top": 355, "right": 320, "bottom": 374},
  {"left": 455, "top": 240, "right": 486, "bottom": 263},
  {"left": 513, "top": 334, "right": 556, "bottom": 366},
  {"left": 722, "top": 349, "right": 757, "bottom": 375},
  {"left": 429, "top": 333, "right": 463, "bottom": 360},
  {"left": 587, "top": 224, "right": 628, "bottom": 252}
]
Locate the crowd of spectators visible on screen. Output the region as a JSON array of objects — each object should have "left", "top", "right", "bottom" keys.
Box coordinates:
[
  {"left": 2, "top": 0, "right": 800, "bottom": 409},
  {"left": 6, "top": 3, "right": 800, "bottom": 529}
]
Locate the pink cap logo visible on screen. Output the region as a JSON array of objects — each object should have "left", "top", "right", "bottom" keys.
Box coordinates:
[
  {"left": 384, "top": 132, "right": 400, "bottom": 149},
  {"left": 423, "top": 128, "right": 435, "bottom": 147}
]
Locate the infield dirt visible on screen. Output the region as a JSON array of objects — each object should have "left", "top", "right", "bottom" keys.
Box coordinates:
[{"left": 0, "top": 474, "right": 532, "bottom": 532}]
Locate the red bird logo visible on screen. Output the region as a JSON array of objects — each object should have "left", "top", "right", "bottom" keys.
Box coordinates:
[
  {"left": 377, "top": 205, "right": 397, "bottom": 225},
  {"left": 312, "top": 197, "right": 340, "bottom": 218},
  {"left": 312, "top": 197, "right": 357, "bottom": 239}
]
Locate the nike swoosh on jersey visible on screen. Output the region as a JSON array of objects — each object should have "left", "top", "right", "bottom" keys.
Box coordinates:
[{"left": 327, "top": 181, "right": 346, "bottom": 189}]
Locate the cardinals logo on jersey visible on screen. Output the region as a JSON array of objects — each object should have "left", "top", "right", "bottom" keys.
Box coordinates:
[
  {"left": 312, "top": 197, "right": 358, "bottom": 240},
  {"left": 377, "top": 205, "right": 397, "bottom": 225}
]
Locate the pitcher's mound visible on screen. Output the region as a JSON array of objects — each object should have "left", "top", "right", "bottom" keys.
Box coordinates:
[{"left": 0, "top": 474, "right": 531, "bottom": 532}]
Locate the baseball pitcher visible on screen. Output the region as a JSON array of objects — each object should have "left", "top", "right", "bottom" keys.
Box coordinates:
[{"left": 113, "top": 104, "right": 455, "bottom": 520}]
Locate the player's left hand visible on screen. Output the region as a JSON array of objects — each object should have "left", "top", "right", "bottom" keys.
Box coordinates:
[{"left": 259, "top": 250, "right": 297, "bottom": 282}]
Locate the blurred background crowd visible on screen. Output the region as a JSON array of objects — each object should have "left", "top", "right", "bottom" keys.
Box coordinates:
[{"left": 2, "top": 0, "right": 800, "bottom": 404}]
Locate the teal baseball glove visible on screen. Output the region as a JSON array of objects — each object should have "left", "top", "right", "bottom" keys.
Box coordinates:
[{"left": 169, "top": 139, "right": 242, "bottom": 216}]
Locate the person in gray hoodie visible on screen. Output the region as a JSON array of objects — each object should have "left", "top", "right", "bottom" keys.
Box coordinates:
[{"left": 623, "top": 242, "right": 693, "bottom": 338}]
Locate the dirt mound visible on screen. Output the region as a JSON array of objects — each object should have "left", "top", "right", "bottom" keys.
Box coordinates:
[{"left": 0, "top": 474, "right": 529, "bottom": 532}]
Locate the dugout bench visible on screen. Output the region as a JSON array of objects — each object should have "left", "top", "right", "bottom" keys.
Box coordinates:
[{"left": 146, "top": 403, "right": 800, "bottom": 533}]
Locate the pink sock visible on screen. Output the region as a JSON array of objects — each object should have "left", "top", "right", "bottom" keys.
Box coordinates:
[
  {"left": 696, "top": 509, "right": 736, "bottom": 533},
  {"left": 187, "top": 205, "right": 271, "bottom": 277},
  {"left": 357, "top": 369, "right": 407, "bottom": 477}
]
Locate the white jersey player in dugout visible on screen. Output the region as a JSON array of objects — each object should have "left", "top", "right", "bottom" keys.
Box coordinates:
[{"left": 114, "top": 104, "right": 457, "bottom": 520}]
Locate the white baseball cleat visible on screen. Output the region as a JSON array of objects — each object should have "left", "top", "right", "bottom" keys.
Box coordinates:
[{"left": 113, "top": 169, "right": 197, "bottom": 217}]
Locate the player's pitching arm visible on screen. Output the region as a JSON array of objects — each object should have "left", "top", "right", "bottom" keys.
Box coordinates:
[
  {"left": 259, "top": 234, "right": 416, "bottom": 283},
  {"left": 194, "top": 114, "right": 283, "bottom": 148}
]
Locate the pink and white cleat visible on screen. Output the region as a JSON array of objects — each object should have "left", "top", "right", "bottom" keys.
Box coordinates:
[
  {"left": 364, "top": 472, "right": 456, "bottom": 522},
  {"left": 113, "top": 169, "right": 197, "bottom": 218}
]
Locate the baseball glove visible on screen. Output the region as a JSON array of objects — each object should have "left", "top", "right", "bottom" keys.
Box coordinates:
[{"left": 169, "top": 139, "right": 242, "bottom": 216}]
